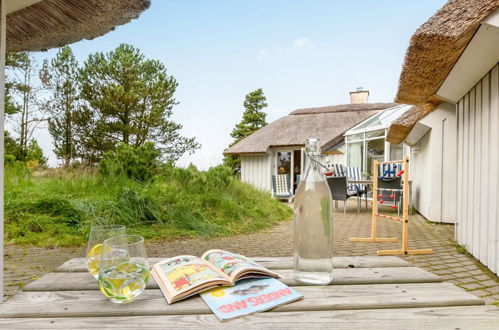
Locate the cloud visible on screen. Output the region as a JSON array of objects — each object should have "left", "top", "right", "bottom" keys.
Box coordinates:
[
  {"left": 257, "top": 38, "right": 316, "bottom": 60},
  {"left": 257, "top": 49, "right": 267, "bottom": 60},
  {"left": 288, "top": 38, "right": 315, "bottom": 53}
]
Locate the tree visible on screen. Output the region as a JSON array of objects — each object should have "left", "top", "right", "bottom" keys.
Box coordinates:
[
  {"left": 3, "top": 131, "right": 47, "bottom": 167},
  {"left": 5, "top": 52, "right": 30, "bottom": 116},
  {"left": 6, "top": 52, "right": 45, "bottom": 162},
  {"left": 26, "top": 139, "right": 48, "bottom": 168},
  {"left": 4, "top": 131, "right": 20, "bottom": 160},
  {"left": 224, "top": 88, "right": 268, "bottom": 174},
  {"left": 40, "top": 46, "right": 80, "bottom": 167},
  {"left": 78, "top": 43, "right": 199, "bottom": 162}
]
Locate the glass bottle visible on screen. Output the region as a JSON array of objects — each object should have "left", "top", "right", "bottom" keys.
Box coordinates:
[{"left": 293, "top": 138, "right": 333, "bottom": 285}]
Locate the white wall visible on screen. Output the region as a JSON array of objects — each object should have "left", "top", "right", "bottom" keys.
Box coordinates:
[
  {"left": 240, "top": 154, "right": 272, "bottom": 192},
  {"left": 456, "top": 63, "right": 499, "bottom": 275},
  {"left": 410, "top": 103, "right": 457, "bottom": 223},
  {"left": 323, "top": 144, "right": 346, "bottom": 166}
]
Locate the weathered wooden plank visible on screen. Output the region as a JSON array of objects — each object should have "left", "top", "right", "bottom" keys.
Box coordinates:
[
  {"left": 0, "top": 306, "right": 497, "bottom": 329},
  {"left": 0, "top": 283, "right": 483, "bottom": 318},
  {"left": 54, "top": 256, "right": 410, "bottom": 272},
  {"left": 25, "top": 267, "right": 440, "bottom": 292}
]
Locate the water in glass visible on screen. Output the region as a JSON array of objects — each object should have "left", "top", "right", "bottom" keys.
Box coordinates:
[
  {"left": 99, "top": 235, "right": 150, "bottom": 303},
  {"left": 86, "top": 225, "right": 126, "bottom": 279}
]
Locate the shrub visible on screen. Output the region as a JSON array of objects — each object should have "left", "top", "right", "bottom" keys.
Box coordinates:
[
  {"left": 5, "top": 163, "right": 292, "bottom": 246},
  {"left": 4, "top": 154, "right": 16, "bottom": 165},
  {"left": 99, "top": 142, "right": 160, "bottom": 181}
]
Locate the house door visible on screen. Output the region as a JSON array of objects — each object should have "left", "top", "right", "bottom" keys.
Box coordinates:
[{"left": 275, "top": 150, "right": 302, "bottom": 194}]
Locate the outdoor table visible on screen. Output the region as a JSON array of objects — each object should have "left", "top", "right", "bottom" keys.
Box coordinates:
[
  {"left": 348, "top": 179, "right": 373, "bottom": 185},
  {"left": 0, "top": 256, "right": 498, "bottom": 329}
]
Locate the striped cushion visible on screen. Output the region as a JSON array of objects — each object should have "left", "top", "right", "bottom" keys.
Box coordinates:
[
  {"left": 274, "top": 174, "right": 290, "bottom": 196},
  {"left": 378, "top": 163, "right": 400, "bottom": 179},
  {"left": 346, "top": 166, "right": 365, "bottom": 192},
  {"left": 325, "top": 164, "right": 345, "bottom": 177}
]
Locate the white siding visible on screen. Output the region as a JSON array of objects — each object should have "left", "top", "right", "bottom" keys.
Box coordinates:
[
  {"left": 457, "top": 63, "right": 499, "bottom": 275},
  {"left": 240, "top": 154, "right": 271, "bottom": 192},
  {"left": 323, "top": 144, "right": 346, "bottom": 166},
  {"left": 410, "top": 103, "right": 457, "bottom": 223}
]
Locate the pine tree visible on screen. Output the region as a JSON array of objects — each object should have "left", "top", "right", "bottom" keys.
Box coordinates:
[
  {"left": 40, "top": 46, "right": 80, "bottom": 167},
  {"left": 224, "top": 88, "right": 268, "bottom": 174},
  {"left": 78, "top": 43, "right": 200, "bottom": 162}
]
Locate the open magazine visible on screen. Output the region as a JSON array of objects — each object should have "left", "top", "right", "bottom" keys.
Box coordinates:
[{"left": 150, "top": 249, "right": 281, "bottom": 304}]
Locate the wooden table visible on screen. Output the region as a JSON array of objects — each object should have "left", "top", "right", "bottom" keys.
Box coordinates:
[
  {"left": 1, "top": 256, "right": 498, "bottom": 329},
  {"left": 348, "top": 179, "right": 373, "bottom": 185}
]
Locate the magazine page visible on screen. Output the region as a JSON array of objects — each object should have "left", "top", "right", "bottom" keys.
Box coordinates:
[
  {"left": 200, "top": 278, "right": 303, "bottom": 321},
  {"left": 153, "top": 255, "right": 230, "bottom": 299},
  {"left": 201, "top": 249, "right": 279, "bottom": 281}
]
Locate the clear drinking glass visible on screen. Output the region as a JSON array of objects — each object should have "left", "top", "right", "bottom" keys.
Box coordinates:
[
  {"left": 293, "top": 138, "right": 333, "bottom": 285},
  {"left": 98, "top": 235, "right": 150, "bottom": 304},
  {"left": 86, "top": 225, "right": 126, "bottom": 279}
]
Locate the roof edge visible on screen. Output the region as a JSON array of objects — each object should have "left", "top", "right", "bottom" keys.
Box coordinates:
[{"left": 386, "top": 103, "right": 439, "bottom": 144}]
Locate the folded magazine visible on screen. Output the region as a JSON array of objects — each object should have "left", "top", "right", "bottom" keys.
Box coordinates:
[{"left": 201, "top": 278, "right": 303, "bottom": 321}]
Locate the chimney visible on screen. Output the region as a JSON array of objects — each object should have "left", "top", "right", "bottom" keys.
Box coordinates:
[{"left": 350, "top": 87, "right": 369, "bottom": 104}]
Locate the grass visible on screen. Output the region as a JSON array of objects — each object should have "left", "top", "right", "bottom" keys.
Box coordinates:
[{"left": 5, "top": 164, "right": 292, "bottom": 247}]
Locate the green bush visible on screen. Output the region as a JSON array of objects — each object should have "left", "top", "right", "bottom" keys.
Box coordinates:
[
  {"left": 99, "top": 142, "right": 160, "bottom": 181},
  {"left": 4, "top": 154, "right": 16, "bottom": 165}
]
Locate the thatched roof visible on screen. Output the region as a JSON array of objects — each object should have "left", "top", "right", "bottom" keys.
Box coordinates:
[
  {"left": 7, "top": 0, "right": 151, "bottom": 52},
  {"left": 386, "top": 103, "right": 439, "bottom": 144},
  {"left": 395, "top": 0, "right": 499, "bottom": 105},
  {"left": 225, "top": 103, "right": 397, "bottom": 155}
]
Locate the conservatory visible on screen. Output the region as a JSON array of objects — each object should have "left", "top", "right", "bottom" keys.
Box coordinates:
[{"left": 344, "top": 104, "right": 411, "bottom": 176}]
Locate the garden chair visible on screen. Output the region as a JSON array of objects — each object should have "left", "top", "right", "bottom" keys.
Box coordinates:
[
  {"left": 326, "top": 176, "right": 359, "bottom": 214},
  {"left": 271, "top": 174, "right": 293, "bottom": 203},
  {"left": 324, "top": 163, "right": 345, "bottom": 177},
  {"left": 346, "top": 166, "right": 368, "bottom": 209}
]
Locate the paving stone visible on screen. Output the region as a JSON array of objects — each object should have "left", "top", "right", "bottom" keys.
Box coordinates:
[
  {"left": 481, "top": 296, "right": 499, "bottom": 304},
  {"left": 487, "top": 286, "right": 499, "bottom": 294},
  {"left": 474, "top": 274, "right": 493, "bottom": 281},
  {"left": 460, "top": 282, "right": 484, "bottom": 290},
  {"left": 469, "top": 289, "right": 492, "bottom": 297},
  {"left": 479, "top": 280, "right": 499, "bottom": 288}
]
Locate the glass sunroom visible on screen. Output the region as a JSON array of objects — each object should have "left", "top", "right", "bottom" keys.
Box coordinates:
[{"left": 344, "top": 105, "right": 411, "bottom": 176}]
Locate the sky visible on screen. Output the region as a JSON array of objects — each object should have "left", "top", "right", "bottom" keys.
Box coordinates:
[{"left": 25, "top": 0, "right": 447, "bottom": 169}]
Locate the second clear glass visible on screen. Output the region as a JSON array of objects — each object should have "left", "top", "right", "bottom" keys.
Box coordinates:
[{"left": 98, "top": 235, "right": 150, "bottom": 303}]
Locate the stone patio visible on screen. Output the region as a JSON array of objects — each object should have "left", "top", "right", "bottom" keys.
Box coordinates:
[{"left": 3, "top": 200, "right": 499, "bottom": 304}]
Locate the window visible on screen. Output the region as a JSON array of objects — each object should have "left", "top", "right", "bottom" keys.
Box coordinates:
[
  {"left": 345, "top": 130, "right": 386, "bottom": 175},
  {"left": 366, "top": 139, "right": 384, "bottom": 176},
  {"left": 347, "top": 141, "right": 363, "bottom": 169}
]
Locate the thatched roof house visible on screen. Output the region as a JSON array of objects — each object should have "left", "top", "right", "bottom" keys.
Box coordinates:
[
  {"left": 386, "top": 103, "right": 438, "bottom": 144},
  {"left": 388, "top": 0, "right": 499, "bottom": 144},
  {"left": 225, "top": 88, "right": 408, "bottom": 194},
  {"left": 225, "top": 102, "right": 396, "bottom": 155},
  {"left": 6, "top": 0, "right": 151, "bottom": 52},
  {"left": 395, "top": 0, "right": 499, "bottom": 106},
  {"left": 385, "top": 0, "right": 499, "bottom": 275}
]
